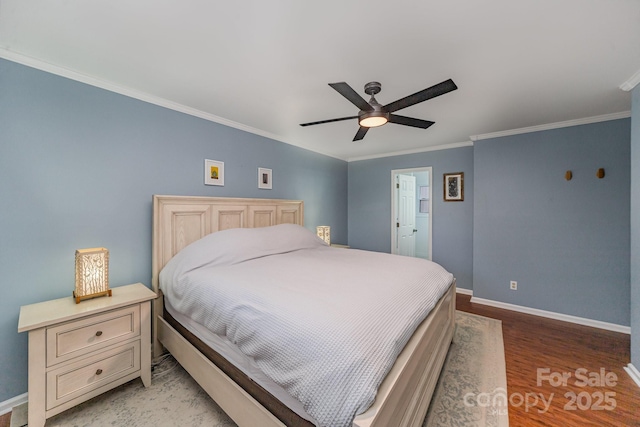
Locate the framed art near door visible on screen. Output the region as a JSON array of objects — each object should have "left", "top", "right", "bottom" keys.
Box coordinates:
[{"left": 443, "top": 172, "right": 464, "bottom": 201}]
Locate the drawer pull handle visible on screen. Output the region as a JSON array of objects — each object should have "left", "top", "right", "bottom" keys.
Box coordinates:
[
  {"left": 96, "top": 369, "right": 103, "bottom": 375},
  {"left": 95, "top": 331, "right": 103, "bottom": 337}
]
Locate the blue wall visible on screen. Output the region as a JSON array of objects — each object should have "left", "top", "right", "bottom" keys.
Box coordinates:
[
  {"left": 631, "top": 85, "right": 640, "bottom": 367},
  {"left": 1, "top": 55, "right": 635, "bottom": 403},
  {"left": 0, "top": 58, "right": 348, "bottom": 402},
  {"left": 473, "top": 119, "right": 631, "bottom": 326},
  {"left": 347, "top": 147, "right": 474, "bottom": 290}
]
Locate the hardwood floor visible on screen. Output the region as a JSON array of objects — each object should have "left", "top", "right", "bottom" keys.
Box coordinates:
[
  {"left": 3, "top": 295, "right": 638, "bottom": 426},
  {"left": 0, "top": 412, "right": 9, "bottom": 427},
  {"left": 457, "top": 293, "right": 640, "bottom": 426}
]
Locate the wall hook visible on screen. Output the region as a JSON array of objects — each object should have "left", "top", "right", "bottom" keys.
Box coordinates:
[
  {"left": 596, "top": 168, "right": 605, "bottom": 179},
  {"left": 565, "top": 171, "right": 573, "bottom": 181}
]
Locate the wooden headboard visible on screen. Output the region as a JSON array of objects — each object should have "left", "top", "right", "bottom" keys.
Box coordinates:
[{"left": 151, "top": 195, "right": 304, "bottom": 356}]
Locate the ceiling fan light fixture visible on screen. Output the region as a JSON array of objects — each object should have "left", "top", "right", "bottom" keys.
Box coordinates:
[
  {"left": 300, "top": 79, "right": 457, "bottom": 141},
  {"left": 359, "top": 111, "right": 389, "bottom": 128}
]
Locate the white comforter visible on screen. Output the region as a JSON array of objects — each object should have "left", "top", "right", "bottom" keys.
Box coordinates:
[{"left": 160, "top": 224, "right": 453, "bottom": 427}]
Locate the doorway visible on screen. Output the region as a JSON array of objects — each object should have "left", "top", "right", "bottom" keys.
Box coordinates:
[{"left": 391, "top": 167, "right": 432, "bottom": 260}]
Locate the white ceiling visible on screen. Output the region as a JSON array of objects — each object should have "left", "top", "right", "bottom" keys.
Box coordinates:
[{"left": 1, "top": 0, "right": 639, "bottom": 161}]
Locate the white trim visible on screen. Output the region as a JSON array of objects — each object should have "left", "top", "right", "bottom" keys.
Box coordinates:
[
  {"left": 2, "top": 48, "right": 632, "bottom": 162},
  {"left": 470, "top": 296, "right": 631, "bottom": 334},
  {"left": 348, "top": 141, "right": 473, "bottom": 162},
  {"left": 390, "top": 167, "right": 433, "bottom": 261},
  {"left": 456, "top": 287, "right": 473, "bottom": 296},
  {"left": 0, "top": 47, "right": 465, "bottom": 164},
  {"left": 0, "top": 392, "right": 27, "bottom": 416},
  {"left": 620, "top": 69, "right": 640, "bottom": 91},
  {"left": 624, "top": 364, "right": 640, "bottom": 389},
  {"left": 0, "top": 49, "right": 346, "bottom": 162},
  {"left": 470, "top": 111, "right": 631, "bottom": 141},
  {"left": 0, "top": 48, "right": 462, "bottom": 163},
  {"left": 0, "top": 49, "right": 279, "bottom": 142}
]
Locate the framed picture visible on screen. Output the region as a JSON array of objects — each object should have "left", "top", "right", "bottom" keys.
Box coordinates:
[
  {"left": 204, "top": 159, "right": 224, "bottom": 186},
  {"left": 443, "top": 172, "right": 464, "bottom": 201},
  {"left": 258, "top": 167, "right": 272, "bottom": 189}
]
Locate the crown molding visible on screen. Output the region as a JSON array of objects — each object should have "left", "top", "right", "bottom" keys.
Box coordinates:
[
  {"left": 470, "top": 111, "right": 631, "bottom": 142},
  {"left": 0, "top": 49, "right": 459, "bottom": 163},
  {"left": 0, "top": 48, "right": 309, "bottom": 148},
  {"left": 3, "top": 48, "right": 634, "bottom": 163},
  {"left": 347, "top": 140, "right": 474, "bottom": 162},
  {"left": 620, "top": 69, "right": 640, "bottom": 91},
  {"left": 0, "top": 49, "right": 279, "bottom": 141}
]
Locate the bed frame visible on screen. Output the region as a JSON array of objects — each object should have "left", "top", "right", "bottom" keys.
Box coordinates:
[{"left": 151, "top": 195, "right": 455, "bottom": 427}]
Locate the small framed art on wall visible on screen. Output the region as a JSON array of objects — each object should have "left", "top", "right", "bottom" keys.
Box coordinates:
[
  {"left": 205, "top": 159, "right": 224, "bottom": 186},
  {"left": 443, "top": 172, "right": 464, "bottom": 201},
  {"left": 258, "top": 167, "right": 272, "bottom": 189}
]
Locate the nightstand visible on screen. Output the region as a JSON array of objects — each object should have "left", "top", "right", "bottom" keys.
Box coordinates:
[{"left": 18, "top": 283, "right": 156, "bottom": 427}]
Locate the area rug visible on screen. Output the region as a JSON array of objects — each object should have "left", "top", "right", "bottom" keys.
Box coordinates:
[
  {"left": 423, "top": 311, "right": 509, "bottom": 427},
  {"left": 13, "top": 311, "right": 507, "bottom": 427}
]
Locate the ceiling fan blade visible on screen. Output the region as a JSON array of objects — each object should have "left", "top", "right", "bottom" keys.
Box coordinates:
[
  {"left": 388, "top": 114, "right": 435, "bottom": 129},
  {"left": 353, "top": 126, "right": 369, "bottom": 141},
  {"left": 329, "top": 82, "right": 374, "bottom": 112},
  {"left": 300, "top": 116, "right": 358, "bottom": 127},
  {"left": 383, "top": 79, "right": 457, "bottom": 113}
]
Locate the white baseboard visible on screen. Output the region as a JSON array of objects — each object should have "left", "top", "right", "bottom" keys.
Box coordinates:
[
  {"left": 624, "top": 363, "right": 640, "bottom": 388},
  {"left": 0, "top": 392, "right": 27, "bottom": 416},
  {"left": 470, "top": 296, "right": 631, "bottom": 334},
  {"left": 455, "top": 287, "right": 473, "bottom": 296}
]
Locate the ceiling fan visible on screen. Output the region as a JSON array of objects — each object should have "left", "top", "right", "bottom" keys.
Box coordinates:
[{"left": 300, "top": 79, "right": 458, "bottom": 141}]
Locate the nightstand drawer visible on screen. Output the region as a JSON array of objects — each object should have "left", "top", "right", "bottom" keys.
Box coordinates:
[
  {"left": 19, "top": 283, "right": 155, "bottom": 427},
  {"left": 46, "top": 340, "right": 140, "bottom": 410},
  {"left": 46, "top": 305, "right": 140, "bottom": 366}
]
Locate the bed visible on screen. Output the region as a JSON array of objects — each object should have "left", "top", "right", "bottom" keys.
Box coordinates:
[{"left": 151, "top": 195, "right": 456, "bottom": 427}]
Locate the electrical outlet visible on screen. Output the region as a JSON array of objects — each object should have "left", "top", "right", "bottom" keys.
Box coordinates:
[{"left": 510, "top": 281, "right": 518, "bottom": 290}]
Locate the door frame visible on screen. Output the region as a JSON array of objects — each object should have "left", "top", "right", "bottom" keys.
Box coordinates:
[{"left": 391, "top": 167, "right": 433, "bottom": 259}]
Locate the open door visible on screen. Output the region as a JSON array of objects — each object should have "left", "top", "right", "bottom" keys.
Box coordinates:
[
  {"left": 396, "top": 174, "right": 417, "bottom": 256},
  {"left": 391, "top": 167, "right": 432, "bottom": 259}
]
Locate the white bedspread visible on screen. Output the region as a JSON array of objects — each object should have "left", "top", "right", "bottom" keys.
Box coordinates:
[{"left": 160, "top": 224, "right": 453, "bottom": 427}]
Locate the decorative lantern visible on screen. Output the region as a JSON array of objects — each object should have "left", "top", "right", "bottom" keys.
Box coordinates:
[
  {"left": 74, "top": 247, "right": 112, "bottom": 304},
  {"left": 316, "top": 226, "right": 331, "bottom": 245}
]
